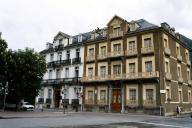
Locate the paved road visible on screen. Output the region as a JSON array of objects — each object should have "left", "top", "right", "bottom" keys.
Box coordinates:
[{"left": 0, "top": 111, "right": 192, "bottom": 128}]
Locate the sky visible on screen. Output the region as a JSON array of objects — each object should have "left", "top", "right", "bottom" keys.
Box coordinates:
[{"left": 0, "top": 0, "right": 192, "bottom": 52}]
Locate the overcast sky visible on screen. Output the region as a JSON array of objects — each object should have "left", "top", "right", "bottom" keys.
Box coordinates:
[{"left": 0, "top": 0, "right": 192, "bottom": 52}]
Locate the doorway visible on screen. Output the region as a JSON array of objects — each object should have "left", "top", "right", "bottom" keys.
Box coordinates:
[
  {"left": 54, "top": 89, "right": 61, "bottom": 108},
  {"left": 111, "top": 89, "right": 121, "bottom": 112}
]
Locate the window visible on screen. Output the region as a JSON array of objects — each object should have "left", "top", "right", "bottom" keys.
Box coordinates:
[
  {"left": 49, "top": 70, "right": 52, "bottom": 79},
  {"left": 146, "top": 89, "right": 154, "bottom": 102},
  {"left": 76, "top": 48, "right": 80, "bottom": 58},
  {"left": 179, "top": 91, "right": 182, "bottom": 102},
  {"left": 65, "top": 68, "right": 69, "bottom": 78},
  {"left": 165, "top": 61, "right": 169, "bottom": 73},
  {"left": 56, "top": 69, "right": 61, "bottom": 79},
  {"left": 164, "top": 38, "right": 168, "bottom": 48},
  {"left": 144, "top": 38, "right": 152, "bottom": 48},
  {"left": 100, "top": 66, "right": 106, "bottom": 77},
  {"left": 67, "top": 50, "right": 70, "bottom": 60},
  {"left": 100, "top": 90, "right": 106, "bottom": 102},
  {"left": 176, "top": 45, "right": 180, "bottom": 56},
  {"left": 129, "top": 41, "right": 136, "bottom": 50},
  {"left": 100, "top": 46, "right": 106, "bottom": 55},
  {"left": 187, "top": 70, "right": 190, "bottom": 80},
  {"left": 189, "top": 92, "right": 191, "bottom": 102},
  {"left": 40, "top": 90, "right": 44, "bottom": 98},
  {"left": 177, "top": 66, "right": 181, "bottom": 77},
  {"left": 113, "top": 27, "right": 121, "bottom": 34},
  {"left": 88, "top": 90, "right": 94, "bottom": 102},
  {"left": 145, "top": 61, "right": 152, "bottom": 72},
  {"left": 57, "top": 52, "right": 62, "bottom": 60},
  {"left": 88, "top": 48, "right": 94, "bottom": 56},
  {"left": 75, "top": 67, "right": 79, "bottom": 78},
  {"left": 113, "top": 43, "right": 121, "bottom": 52},
  {"left": 166, "top": 89, "right": 171, "bottom": 100},
  {"left": 113, "top": 64, "right": 121, "bottom": 75},
  {"left": 129, "top": 89, "right": 136, "bottom": 101},
  {"left": 50, "top": 54, "right": 54, "bottom": 62},
  {"left": 78, "top": 35, "right": 82, "bottom": 42},
  {"left": 88, "top": 68, "right": 94, "bottom": 77},
  {"left": 48, "top": 89, "right": 52, "bottom": 99},
  {"left": 129, "top": 63, "right": 135, "bottom": 73},
  {"left": 186, "top": 51, "right": 189, "bottom": 61},
  {"left": 59, "top": 39, "right": 63, "bottom": 45}
]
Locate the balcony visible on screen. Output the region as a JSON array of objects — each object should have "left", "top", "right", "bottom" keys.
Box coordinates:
[
  {"left": 108, "top": 51, "right": 124, "bottom": 58},
  {"left": 97, "top": 75, "right": 109, "bottom": 81},
  {"left": 43, "top": 77, "right": 81, "bottom": 85},
  {"left": 72, "top": 57, "right": 81, "bottom": 64},
  {"left": 47, "top": 59, "right": 71, "bottom": 68},
  {"left": 81, "top": 76, "right": 97, "bottom": 82},
  {"left": 62, "top": 59, "right": 71, "bottom": 66},
  {"left": 141, "top": 46, "right": 154, "bottom": 54},
  {"left": 165, "top": 72, "right": 172, "bottom": 81},
  {"left": 109, "top": 31, "right": 123, "bottom": 39},
  {"left": 55, "top": 44, "right": 64, "bottom": 51},
  {"left": 126, "top": 100, "right": 138, "bottom": 107},
  {"left": 164, "top": 48, "right": 171, "bottom": 56},
  {"left": 177, "top": 55, "right": 182, "bottom": 62},
  {"left": 178, "top": 76, "right": 183, "bottom": 83},
  {"left": 110, "top": 74, "right": 124, "bottom": 80},
  {"left": 188, "top": 80, "right": 192, "bottom": 85},
  {"left": 125, "top": 49, "right": 137, "bottom": 57},
  {"left": 187, "top": 60, "right": 191, "bottom": 66},
  {"left": 97, "top": 53, "right": 108, "bottom": 60},
  {"left": 47, "top": 62, "right": 55, "bottom": 68},
  {"left": 124, "top": 71, "right": 159, "bottom": 80},
  {"left": 143, "top": 100, "right": 156, "bottom": 107},
  {"left": 86, "top": 55, "right": 95, "bottom": 62}
]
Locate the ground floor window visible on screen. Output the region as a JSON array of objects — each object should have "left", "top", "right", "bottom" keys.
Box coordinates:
[
  {"left": 146, "top": 89, "right": 154, "bottom": 103},
  {"left": 88, "top": 90, "right": 94, "bottom": 103},
  {"left": 129, "top": 89, "right": 136, "bottom": 103},
  {"left": 100, "top": 90, "right": 106, "bottom": 103}
]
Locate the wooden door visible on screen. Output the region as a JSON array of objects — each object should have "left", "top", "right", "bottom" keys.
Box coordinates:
[
  {"left": 111, "top": 89, "right": 121, "bottom": 112},
  {"left": 54, "top": 89, "right": 61, "bottom": 108}
]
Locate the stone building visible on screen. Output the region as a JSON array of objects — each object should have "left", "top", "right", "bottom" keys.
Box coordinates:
[{"left": 81, "top": 15, "right": 192, "bottom": 115}]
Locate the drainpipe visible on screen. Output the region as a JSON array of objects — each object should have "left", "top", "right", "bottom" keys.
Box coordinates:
[
  {"left": 108, "top": 82, "right": 111, "bottom": 112},
  {"left": 121, "top": 81, "right": 125, "bottom": 113}
]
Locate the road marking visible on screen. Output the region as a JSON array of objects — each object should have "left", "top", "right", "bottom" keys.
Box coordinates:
[{"left": 138, "top": 121, "right": 190, "bottom": 128}]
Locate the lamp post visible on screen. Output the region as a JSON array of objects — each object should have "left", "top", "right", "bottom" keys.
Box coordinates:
[
  {"left": 74, "top": 87, "right": 81, "bottom": 112},
  {"left": 2, "top": 82, "right": 8, "bottom": 112},
  {"left": 62, "top": 86, "right": 67, "bottom": 114}
]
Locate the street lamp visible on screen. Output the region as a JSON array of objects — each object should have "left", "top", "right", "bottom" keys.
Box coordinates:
[
  {"left": 62, "top": 86, "right": 67, "bottom": 114},
  {"left": 74, "top": 87, "right": 81, "bottom": 112},
  {"left": 1, "top": 82, "right": 8, "bottom": 112}
]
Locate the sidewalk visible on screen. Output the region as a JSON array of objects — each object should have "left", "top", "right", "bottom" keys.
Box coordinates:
[{"left": 0, "top": 109, "right": 70, "bottom": 119}]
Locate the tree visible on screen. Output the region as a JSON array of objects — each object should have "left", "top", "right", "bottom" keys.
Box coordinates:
[{"left": 6, "top": 48, "right": 46, "bottom": 109}]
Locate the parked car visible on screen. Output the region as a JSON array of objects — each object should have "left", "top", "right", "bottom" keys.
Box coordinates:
[{"left": 20, "top": 102, "right": 34, "bottom": 111}]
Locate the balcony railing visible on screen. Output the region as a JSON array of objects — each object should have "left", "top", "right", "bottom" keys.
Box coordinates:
[
  {"left": 97, "top": 53, "right": 108, "bottom": 60},
  {"left": 178, "top": 76, "right": 183, "bottom": 83},
  {"left": 72, "top": 57, "right": 81, "bottom": 64},
  {"left": 86, "top": 55, "right": 95, "bottom": 62},
  {"left": 55, "top": 44, "right": 64, "bottom": 51},
  {"left": 143, "top": 100, "right": 156, "bottom": 107},
  {"left": 43, "top": 77, "right": 81, "bottom": 85},
  {"left": 165, "top": 72, "right": 172, "bottom": 80},
  {"left": 81, "top": 71, "right": 159, "bottom": 82},
  {"left": 164, "top": 48, "right": 171, "bottom": 56},
  {"left": 108, "top": 51, "right": 124, "bottom": 58},
  {"left": 141, "top": 46, "right": 154, "bottom": 54},
  {"left": 38, "top": 98, "right": 44, "bottom": 103},
  {"left": 125, "top": 49, "right": 137, "bottom": 57},
  {"left": 126, "top": 100, "right": 138, "bottom": 106},
  {"left": 109, "top": 31, "right": 123, "bottom": 39},
  {"left": 47, "top": 59, "right": 71, "bottom": 68}
]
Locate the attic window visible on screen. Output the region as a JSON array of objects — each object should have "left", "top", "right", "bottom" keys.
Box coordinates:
[
  {"left": 59, "top": 39, "right": 63, "bottom": 45},
  {"left": 78, "top": 35, "right": 82, "bottom": 42}
]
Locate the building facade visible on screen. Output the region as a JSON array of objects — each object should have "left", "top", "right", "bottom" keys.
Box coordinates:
[
  {"left": 36, "top": 32, "right": 87, "bottom": 110},
  {"left": 81, "top": 15, "right": 192, "bottom": 115}
]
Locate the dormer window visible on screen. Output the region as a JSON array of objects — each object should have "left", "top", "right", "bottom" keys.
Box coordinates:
[
  {"left": 59, "top": 39, "right": 63, "bottom": 45},
  {"left": 78, "top": 35, "right": 82, "bottom": 42}
]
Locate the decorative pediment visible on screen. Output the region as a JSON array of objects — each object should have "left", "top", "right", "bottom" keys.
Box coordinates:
[
  {"left": 54, "top": 31, "right": 70, "bottom": 41},
  {"left": 107, "top": 15, "right": 126, "bottom": 26}
]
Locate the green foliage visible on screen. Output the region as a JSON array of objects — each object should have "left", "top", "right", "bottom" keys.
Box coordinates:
[{"left": 6, "top": 48, "right": 46, "bottom": 104}]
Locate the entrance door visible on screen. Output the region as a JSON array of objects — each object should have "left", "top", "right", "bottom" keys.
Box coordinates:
[
  {"left": 111, "top": 89, "right": 121, "bottom": 112},
  {"left": 54, "top": 89, "right": 61, "bottom": 108}
]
